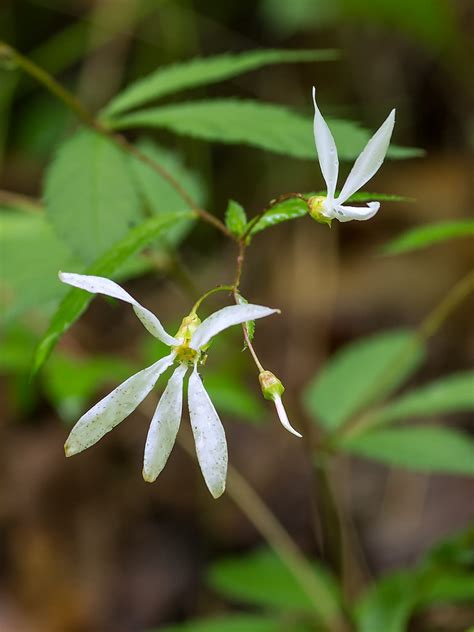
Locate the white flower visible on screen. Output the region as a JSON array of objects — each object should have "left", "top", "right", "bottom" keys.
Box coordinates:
[
  {"left": 58, "top": 272, "right": 279, "bottom": 498},
  {"left": 310, "top": 86, "right": 395, "bottom": 223}
]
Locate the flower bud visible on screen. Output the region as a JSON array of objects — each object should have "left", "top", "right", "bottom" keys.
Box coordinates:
[
  {"left": 307, "top": 195, "right": 332, "bottom": 226},
  {"left": 259, "top": 370, "right": 285, "bottom": 401}
]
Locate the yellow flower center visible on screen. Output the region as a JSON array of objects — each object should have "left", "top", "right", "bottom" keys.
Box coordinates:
[
  {"left": 172, "top": 313, "right": 201, "bottom": 365},
  {"left": 307, "top": 195, "right": 332, "bottom": 226}
]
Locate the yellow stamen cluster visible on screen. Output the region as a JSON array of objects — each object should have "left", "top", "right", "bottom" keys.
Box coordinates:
[
  {"left": 307, "top": 195, "right": 332, "bottom": 226},
  {"left": 173, "top": 313, "right": 201, "bottom": 365}
]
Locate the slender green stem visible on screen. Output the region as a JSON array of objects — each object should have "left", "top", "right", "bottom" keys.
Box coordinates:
[
  {"left": 177, "top": 428, "right": 348, "bottom": 631},
  {"left": 190, "top": 284, "right": 234, "bottom": 314},
  {"left": 0, "top": 40, "right": 233, "bottom": 240},
  {"left": 333, "top": 267, "right": 474, "bottom": 442}
]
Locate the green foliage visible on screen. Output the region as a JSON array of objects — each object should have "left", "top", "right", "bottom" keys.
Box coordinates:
[
  {"left": 340, "top": 426, "right": 474, "bottom": 475},
  {"left": 0, "top": 210, "right": 80, "bottom": 323},
  {"left": 225, "top": 199, "right": 248, "bottom": 238},
  {"left": 204, "top": 371, "right": 265, "bottom": 423},
  {"left": 32, "top": 211, "right": 192, "bottom": 373},
  {"left": 108, "top": 99, "right": 420, "bottom": 162},
  {"left": 156, "top": 614, "right": 310, "bottom": 632},
  {"left": 250, "top": 197, "right": 308, "bottom": 236},
  {"left": 130, "top": 137, "right": 205, "bottom": 246},
  {"left": 303, "top": 330, "right": 424, "bottom": 431},
  {"left": 235, "top": 294, "right": 256, "bottom": 346},
  {"left": 43, "top": 353, "right": 137, "bottom": 422},
  {"left": 374, "top": 372, "right": 474, "bottom": 424},
  {"left": 104, "top": 48, "right": 338, "bottom": 117},
  {"left": 248, "top": 192, "right": 410, "bottom": 237},
  {"left": 207, "top": 548, "right": 340, "bottom": 619},
  {"left": 356, "top": 527, "right": 474, "bottom": 632},
  {"left": 44, "top": 129, "right": 142, "bottom": 263},
  {"left": 381, "top": 220, "right": 474, "bottom": 255}
]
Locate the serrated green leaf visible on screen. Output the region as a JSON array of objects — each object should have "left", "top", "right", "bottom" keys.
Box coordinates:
[
  {"left": 44, "top": 129, "right": 142, "bottom": 263},
  {"left": 374, "top": 372, "right": 474, "bottom": 425},
  {"left": 207, "top": 548, "right": 340, "bottom": 621},
  {"left": 0, "top": 211, "right": 81, "bottom": 323},
  {"left": 248, "top": 191, "right": 409, "bottom": 237},
  {"left": 130, "top": 137, "right": 205, "bottom": 247},
  {"left": 303, "top": 330, "right": 424, "bottom": 431},
  {"left": 225, "top": 199, "right": 247, "bottom": 237},
  {"left": 250, "top": 197, "right": 308, "bottom": 236},
  {"left": 382, "top": 220, "right": 474, "bottom": 255},
  {"left": 108, "top": 99, "right": 421, "bottom": 161},
  {"left": 104, "top": 48, "right": 338, "bottom": 117},
  {"left": 340, "top": 426, "right": 474, "bottom": 475},
  {"left": 32, "top": 211, "right": 192, "bottom": 374},
  {"left": 155, "top": 614, "right": 310, "bottom": 632}
]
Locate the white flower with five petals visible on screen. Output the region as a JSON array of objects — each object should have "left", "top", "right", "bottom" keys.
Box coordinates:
[
  {"left": 309, "top": 87, "right": 395, "bottom": 223},
  {"left": 59, "top": 272, "right": 279, "bottom": 498}
]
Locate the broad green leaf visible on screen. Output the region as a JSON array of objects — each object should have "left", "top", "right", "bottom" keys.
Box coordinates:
[
  {"left": 156, "top": 614, "right": 310, "bottom": 632},
  {"left": 382, "top": 220, "right": 474, "bottom": 255},
  {"left": 0, "top": 211, "right": 80, "bottom": 323},
  {"left": 340, "top": 426, "right": 474, "bottom": 475},
  {"left": 204, "top": 371, "right": 265, "bottom": 423},
  {"left": 130, "top": 137, "right": 205, "bottom": 246},
  {"left": 43, "top": 353, "right": 137, "bottom": 422},
  {"left": 44, "top": 129, "right": 141, "bottom": 263},
  {"left": 356, "top": 528, "right": 474, "bottom": 632},
  {"left": 207, "top": 548, "right": 340, "bottom": 620},
  {"left": 375, "top": 372, "right": 474, "bottom": 425},
  {"left": 108, "top": 99, "right": 421, "bottom": 161},
  {"left": 32, "top": 211, "right": 192, "bottom": 373},
  {"left": 303, "top": 330, "right": 424, "bottom": 430},
  {"left": 355, "top": 571, "right": 417, "bottom": 632},
  {"left": 225, "top": 199, "right": 247, "bottom": 237},
  {"left": 104, "top": 48, "right": 338, "bottom": 117},
  {"left": 248, "top": 192, "right": 409, "bottom": 237},
  {"left": 250, "top": 197, "right": 308, "bottom": 236}
]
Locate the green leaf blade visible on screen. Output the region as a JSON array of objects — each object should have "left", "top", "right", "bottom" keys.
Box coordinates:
[
  {"left": 375, "top": 372, "right": 474, "bottom": 425},
  {"left": 225, "top": 199, "right": 247, "bottom": 237},
  {"left": 0, "top": 211, "right": 81, "bottom": 324},
  {"left": 340, "top": 426, "right": 474, "bottom": 475},
  {"left": 156, "top": 614, "right": 309, "bottom": 632},
  {"left": 382, "top": 220, "right": 474, "bottom": 255},
  {"left": 207, "top": 548, "right": 341, "bottom": 621},
  {"left": 303, "top": 330, "right": 424, "bottom": 431},
  {"left": 44, "top": 129, "right": 142, "bottom": 263},
  {"left": 104, "top": 48, "right": 338, "bottom": 117},
  {"left": 32, "top": 211, "right": 192, "bottom": 373},
  {"left": 108, "top": 99, "right": 420, "bottom": 161}
]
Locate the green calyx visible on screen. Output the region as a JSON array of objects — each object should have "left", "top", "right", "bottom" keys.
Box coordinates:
[
  {"left": 259, "top": 370, "right": 285, "bottom": 401},
  {"left": 307, "top": 195, "right": 332, "bottom": 227}
]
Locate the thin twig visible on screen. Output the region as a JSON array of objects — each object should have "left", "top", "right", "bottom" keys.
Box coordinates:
[{"left": 0, "top": 41, "right": 233, "bottom": 240}]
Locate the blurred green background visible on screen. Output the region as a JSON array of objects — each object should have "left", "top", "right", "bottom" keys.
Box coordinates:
[{"left": 0, "top": 1, "right": 473, "bottom": 631}]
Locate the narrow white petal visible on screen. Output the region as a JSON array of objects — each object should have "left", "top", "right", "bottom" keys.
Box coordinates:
[
  {"left": 64, "top": 354, "right": 175, "bottom": 456},
  {"left": 336, "top": 109, "right": 395, "bottom": 205},
  {"left": 59, "top": 272, "right": 178, "bottom": 346},
  {"left": 143, "top": 363, "right": 187, "bottom": 482},
  {"left": 334, "top": 201, "right": 380, "bottom": 222},
  {"left": 190, "top": 304, "right": 279, "bottom": 350},
  {"left": 274, "top": 396, "right": 302, "bottom": 438},
  {"left": 312, "top": 87, "right": 339, "bottom": 202},
  {"left": 188, "top": 367, "right": 227, "bottom": 498}
]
